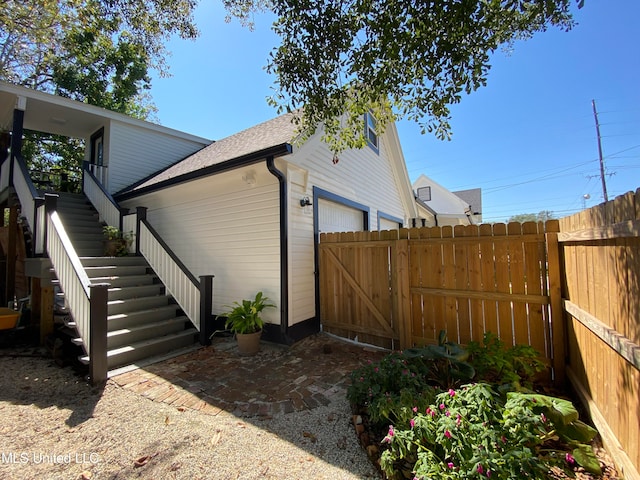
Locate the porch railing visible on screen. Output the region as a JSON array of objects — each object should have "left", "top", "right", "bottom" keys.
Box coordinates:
[
  {"left": 83, "top": 161, "right": 123, "bottom": 229},
  {"left": 8, "top": 154, "right": 46, "bottom": 255},
  {"left": 44, "top": 194, "right": 108, "bottom": 383},
  {"left": 134, "top": 207, "right": 213, "bottom": 338}
]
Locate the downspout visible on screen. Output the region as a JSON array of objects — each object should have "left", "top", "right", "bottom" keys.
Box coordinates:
[{"left": 266, "top": 156, "right": 289, "bottom": 340}]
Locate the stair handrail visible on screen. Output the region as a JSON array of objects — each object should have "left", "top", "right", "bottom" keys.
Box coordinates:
[
  {"left": 8, "top": 153, "right": 45, "bottom": 255},
  {"left": 82, "top": 161, "right": 125, "bottom": 229},
  {"left": 133, "top": 207, "right": 213, "bottom": 337},
  {"left": 44, "top": 194, "right": 108, "bottom": 383}
]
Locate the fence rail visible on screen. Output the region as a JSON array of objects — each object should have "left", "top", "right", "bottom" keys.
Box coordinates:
[{"left": 559, "top": 189, "right": 640, "bottom": 480}]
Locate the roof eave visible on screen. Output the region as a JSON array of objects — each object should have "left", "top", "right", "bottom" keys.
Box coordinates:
[{"left": 115, "top": 142, "right": 293, "bottom": 202}]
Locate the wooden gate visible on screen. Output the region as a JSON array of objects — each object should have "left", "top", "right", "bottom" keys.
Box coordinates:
[{"left": 318, "top": 222, "right": 562, "bottom": 376}]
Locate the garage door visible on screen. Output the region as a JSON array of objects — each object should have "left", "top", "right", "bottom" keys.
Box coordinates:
[
  {"left": 318, "top": 198, "right": 365, "bottom": 233},
  {"left": 379, "top": 216, "right": 401, "bottom": 231}
]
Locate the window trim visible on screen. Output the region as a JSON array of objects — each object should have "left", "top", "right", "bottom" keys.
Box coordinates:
[{"left": 364, "top": 112, "right": 379, "bottom": 154}]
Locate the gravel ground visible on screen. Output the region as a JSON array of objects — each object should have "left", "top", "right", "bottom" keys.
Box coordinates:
[{"left": 0, "top": 349, "right": 379, "bottom": 480}]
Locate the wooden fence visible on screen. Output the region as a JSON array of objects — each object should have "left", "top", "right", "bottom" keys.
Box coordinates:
[
  {"left": 318, "top": 188, "right": 640, "bottom": 479},
  {"left": 559, "top": 189, "right": 639, "bottom": 480},
  {"left": 319, "top": 221, "right": 563, "bottom": 378}
]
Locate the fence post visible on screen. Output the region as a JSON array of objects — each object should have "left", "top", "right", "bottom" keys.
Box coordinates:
[
  {"left": 89, "top": 283, "right": 109, "bottom": 385},
  {"left": 199, "top": 275, "right": 215, "bottom": 345},
  {"left": 545, "top": 220, "right": 566, "bottom": 385},
  {"left": 135, "top": 206, "right": 147, "bottom": 255},
  {"left": 393, "top": 236, "right": 412, "bottom": 350}
]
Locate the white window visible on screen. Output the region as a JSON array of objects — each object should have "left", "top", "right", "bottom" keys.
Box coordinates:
[{"left": 364, "top": 112, "right": 379, "bottom": 153}]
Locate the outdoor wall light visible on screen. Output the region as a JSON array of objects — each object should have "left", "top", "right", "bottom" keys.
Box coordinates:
[{"left": 300, "top": 197, "right": 312, "bottom": 207}]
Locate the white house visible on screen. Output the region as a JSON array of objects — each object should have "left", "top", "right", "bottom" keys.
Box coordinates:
[
  {"left": 1, "top": 82, "right": 419, "bottom": 376},
  {"left": 412, "top": 173, "right": 482, "bottom": 226},
  {"left": 115, "top": 111, "right": 419, "bottom": 343}
]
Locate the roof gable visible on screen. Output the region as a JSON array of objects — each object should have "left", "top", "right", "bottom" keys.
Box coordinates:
[{"left": 127, "top": 112, "right": 300, "bottom": 193}]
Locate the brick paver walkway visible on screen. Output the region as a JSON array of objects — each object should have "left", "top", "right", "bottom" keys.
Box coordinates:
[{"left": 111, "top": 333, "right": 386, "bottom": 418}]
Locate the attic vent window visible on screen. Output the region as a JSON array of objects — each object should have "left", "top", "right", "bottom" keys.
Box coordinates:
[
  {"left": 417, "top": 186, "right": 432, "bottom": 202},
  {"left": 364, "top": 112, "right": 379, "bottom": 154}
]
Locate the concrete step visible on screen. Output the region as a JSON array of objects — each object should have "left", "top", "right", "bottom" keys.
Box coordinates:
[
  {"left": 84, "top": 264, "right": 149, "bottom": 278},
  {"left": 106, "top": 317, "right": 188, "bottom": 349},
  {"left": 107, "top": 295, "right": 170, "bottom": 316},
  {"left": 107, "top": 304, "right": 180, "bottom": 330},
  {"left": 81, "top": 257, "right": 149, "bottom": 267},
  {"left": 107, "top": 284, "right": 165, "bottom": 301},
  {"left": 80, "top": 329, "right": 197, "bottom": 369},
  {"left": 86, "top": 274, "right": 158, "bottom": 288}
]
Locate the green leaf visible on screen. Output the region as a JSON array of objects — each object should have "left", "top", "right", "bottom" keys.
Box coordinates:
[
  {"left": 572, "top": 444, "right": 602, "bottom": 475},
  {"left": 557, "top": 419, "right": 598, "bottom": 444}
]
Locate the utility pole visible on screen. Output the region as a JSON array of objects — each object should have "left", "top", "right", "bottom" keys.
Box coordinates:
[{"left": 591, "top": 99, "right": 608, "bottom": 202}]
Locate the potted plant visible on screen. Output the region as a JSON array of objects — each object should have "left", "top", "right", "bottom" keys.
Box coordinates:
[
  {"left": 221, "top": 291, "right": 275, "bottom": 355},
  {"left": 103, "top": 225, "right": 133, "bottom": 256}
]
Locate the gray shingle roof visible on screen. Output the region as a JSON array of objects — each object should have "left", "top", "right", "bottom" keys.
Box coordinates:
[{"left": 131, "top": 111, "right": 300, "bottom": 192}]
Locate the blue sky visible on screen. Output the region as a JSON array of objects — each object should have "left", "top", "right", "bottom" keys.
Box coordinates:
[{"left": 149, "top": 1, "right": 640, "bottom": 223}]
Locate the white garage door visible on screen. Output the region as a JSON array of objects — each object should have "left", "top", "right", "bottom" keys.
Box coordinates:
[
  {"left": 379, "top": 216, "right": 401, "bottom": 231},
  {"left": 318, "top": 198, "right": 365, "bottom": 233}
]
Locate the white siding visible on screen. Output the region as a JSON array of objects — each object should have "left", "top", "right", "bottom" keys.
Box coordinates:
[
  {"left": 284, "top": 128, "right": 410, "bottom": 326},
  {"left": 121, "top": 165, "right": 282, "bottom": 325},
  {"left": 285, "top": 162, "right": 316, "bottom": 326},
  {"left": 107, "top": 120, "right": 208, "bottom": 195},
  {"left": 292, "top": 133, "right": 407, "bottom": 229}
]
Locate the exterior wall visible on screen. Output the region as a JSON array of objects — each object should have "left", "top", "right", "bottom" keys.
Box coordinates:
[
  {"left": 120, "top": 164, "right": 282, "bottom": 325},
  {"left": 285, "top": 129, "right": 411, "bottom": 327},
  {"left": 106, "top": 120, "right": 208, "bottom": 195},
  {"left": 293, "top": 133, "right": 408, "bottom": 229},
  {"left": 413, "top": 174, "right": 471, "bottom": 224},
  {"left": 284, "top": 162, "right": 316, "bottom": 326}
]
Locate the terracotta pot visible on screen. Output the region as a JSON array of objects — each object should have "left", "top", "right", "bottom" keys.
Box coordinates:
[{"left": 235, "top": 330, "right": 262, "bottom": 356}]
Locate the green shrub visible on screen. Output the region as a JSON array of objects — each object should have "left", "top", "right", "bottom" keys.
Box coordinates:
[
  {"left": 467, "top": 332, "right": 547, "bottom": 387},
  {"left": 380, "top": 384, "right": 600, "bottom": 480}
]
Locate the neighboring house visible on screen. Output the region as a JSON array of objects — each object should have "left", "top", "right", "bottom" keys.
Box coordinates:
[
  {"left": 453, "top": 188, "right": 482, "bottom": 224},
  {"left": 0, "top": 82, "right": 418, "bottom": 376},
  {"left": 412, "top": 174, "right": 481, "bottom": 226}
]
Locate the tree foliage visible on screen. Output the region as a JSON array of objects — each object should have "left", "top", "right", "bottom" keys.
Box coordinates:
[
  {"left": 1, "top": 0, "right": 198, "bottom": 178},
  {"left": 226, "top": 0, "right": 582, "bottom": 152},
  {"left": 508, "top": 210, "right": 556, "bottom": 223}
]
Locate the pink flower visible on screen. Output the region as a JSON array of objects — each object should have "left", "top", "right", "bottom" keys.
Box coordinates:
[
  {"left": 541, "top": 413, "right": 547, "bottom": 423},
  {"left": 374, "top": 367, "right": 379, "bottom": 373},
  {"left": 412, "top": 406, "right": 418, "bottom": 413},
  {"left": 565, "top": 453, "right": 575, "bottom": 465},
  {"left": 444, "top": 430, "right": 451, "bottom": 439},
  {"left": 439, "top": 403, "right": 446, "bottom": 410},
  {"left": 410, "top": 418, "right": 415, "bottom": 429},
  {"left": 388, "top": 425, "right": 394, "bottom": 437},
  {"left": 447, "top": 462, "right": 454, "bottom": 469},
  {"left": 477, "top": 464, "right": 484, "bottom": 475},
  {"left": 445, "top": 410, "right": 451, "bottom": 417},
  {"left": 448, "top": 388, "right": 456, "bottom": 397},
  {"left": 456, "top": 414, "right": 462, "bottom": 426},
  {"left": 487, "top": 470, "right": 491, "bottom": 478}
]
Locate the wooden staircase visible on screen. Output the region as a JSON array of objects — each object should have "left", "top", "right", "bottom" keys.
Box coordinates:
[{"left": 54, "top": 193, "right": 198, "bottom": 374}]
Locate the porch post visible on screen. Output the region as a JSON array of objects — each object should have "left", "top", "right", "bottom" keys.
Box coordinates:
[
  {"left": 9, "top": 96, "right": 26, "bottom": 187},
  {"left": 5, "top": 205, "right": 18, "bottom": 306},
  {"left": 199, "top": 275, "right": 215, "bottom": 345},
  {"left": 135, "top": 206, "right": 147, "bottom": 255},
  {"left": 43, "top": 193, "right": 58, "bottom": 255},
  {"left": 89, "top": 283, "right": 109, "bottom": 385}
]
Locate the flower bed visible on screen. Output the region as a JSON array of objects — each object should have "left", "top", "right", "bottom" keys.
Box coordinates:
[{"left": 347, "top": 332, "right": 616, "bottom": 480}]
